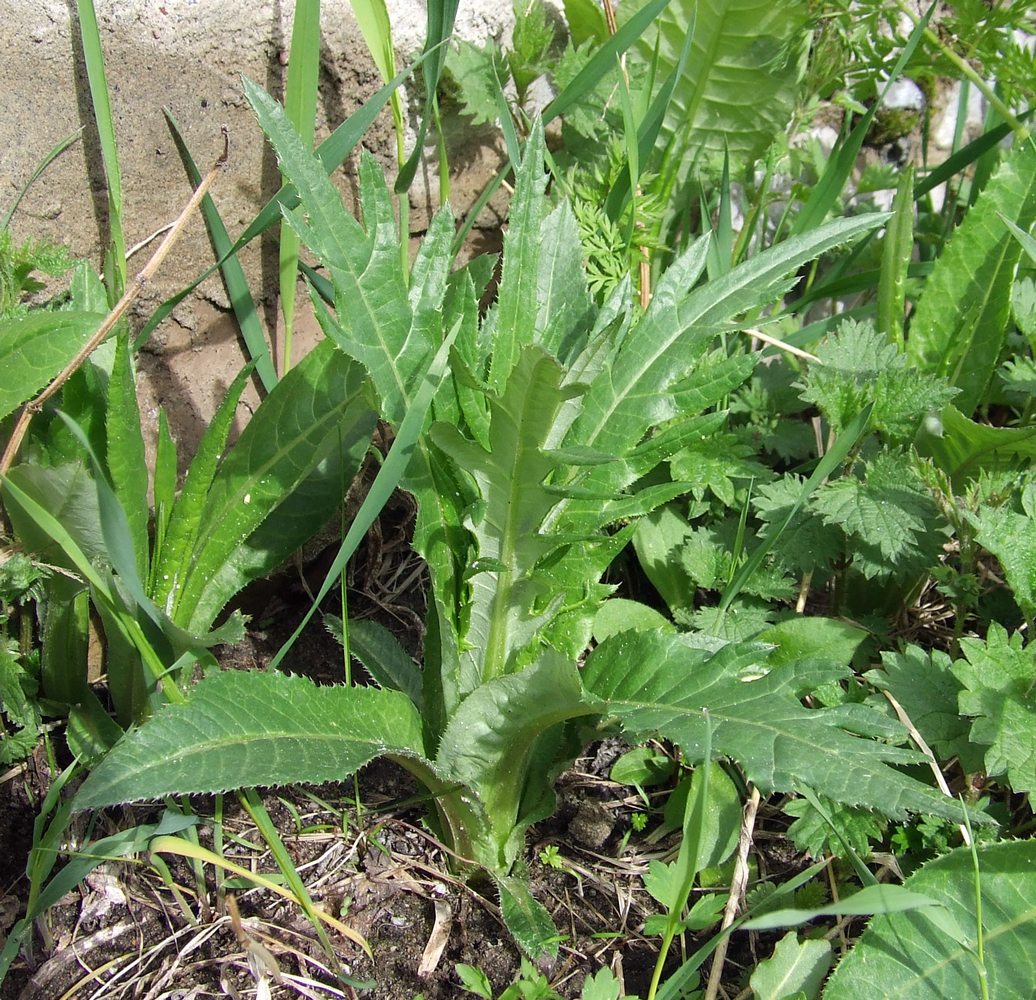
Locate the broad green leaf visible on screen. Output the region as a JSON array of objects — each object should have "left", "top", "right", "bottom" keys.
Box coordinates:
[
  {"left": 592, "top": 598, "right": 675, "bottom": 641},
  {"left": 583, "top": 631, "right": 978, "bottom": 824},
  {"left": 750, "top": 932, "right": 832, "bottom": 1000},
  {"left": 434, "top": 652, "right": 591, "bottom": 868},
  {"left": 966, "top": 483, "right": 1036, "bottom": 618},
  {"left": 186, "top": 418, "right": 373, "bottom": 636},
  {"left": 73, "top": 670, "right": 427, "bottom": 810},
  {"left": 915, "top": 404, "right": 1036, "bottom": 484},
  {"left": 822, "top": 841, "right": 1036, "bottom": 999},
  {"left": 106, "top": 333, "right": 149, "bottom": 581},
  {"left": 152, "top": 362, "right": 254, "bottom": 613},
  {"left": 176, "top": 343, "right": 373, "bottom": 634},
  {"left": 757, "top": 617, "right": 865, "bottom": 671},
  {"left": 628, "top": 0, "right": 809, "bottom": 170},
  {"left": 0, "top": 311, "right": 103, "bottom": 421},
  {"left": 3, "top": 461, "right": 105, "bottom": 569},
  {"left": 952, "top": 623, "right": 1036, "bottom": 793},
  {"left": 571, "top": 214, "right": 885, "bottom": 471},
  {"left": 432, "top": 348, "right": 587, "bottom": 684},
  {"left": 907, "top": 139, "right": 1036, "bottom": 413}
]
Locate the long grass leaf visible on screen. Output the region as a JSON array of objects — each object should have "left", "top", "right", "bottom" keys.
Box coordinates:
[
  {"left": 396, "top": 0, "right": 460, "bottom": 193},
  {"left": 75, "top": 0, "right": 126, "bottom": 300},
  {"left": 878, "top": 166, "right": 915, "bottom": 347},
  {"left": 163, "top": 110, "right": 277, "bottom": 391},
  {"left": 0, "top": 128, "right": 81, "bottom": 232},
  {"left": 791, "top": 3, "right": 932, "bottom": 237},
  {"left": 280, "top": 0, "right": 322, "bottom": 373}
]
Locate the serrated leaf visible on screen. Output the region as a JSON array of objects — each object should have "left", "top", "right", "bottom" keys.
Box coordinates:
[
  {"left": 952, "top": 623, "right": 1036, "bottom": 793},
  {"left": 73, "top": 670, "right": 427, "bottom": 810},
  {"left": 493, "top": 873, "right": 559, "bottom": 960},
  {"left": 966, "top": 482, "right": 1036, "bottom": 617},
  {"left": 0, "top": 311, "right": 104, "bottom": 421},
  {"left": 582, "top": 631, "right": 977, "bottom": 824},
  {"left": 629, "top": 0, "right": 809, "bottom": 169},
  {"left": 486, "top": 122, "right": 549, "bottom": 394},
  {"left": 907, "top": 139, "right": 1036, "bottom": 413},
  {"left": 176, "top": 343, "right": 373, "bottom": 633},
  {"left": 751, "top": 931, "right": 832, "bottom": 1000},
  {"left": 822, "top": 841, "right": 1036, "bottom": 999},
  {"left": 798, "top": 319, "right": 957, "bottom": 441},
  {"left": 869, "top": 646, "right": 971, "bottom": 764},
  {"left": 434, "top": 652, "right": 591, "bottom": 868}
]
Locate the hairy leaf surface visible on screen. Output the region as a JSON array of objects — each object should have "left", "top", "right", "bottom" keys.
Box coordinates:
[
  {"left": 74, "top": 671, "right": 426, "bottom": 810},
  {"left": 583, "top": 631, "right": 972, "bottom": 823}
]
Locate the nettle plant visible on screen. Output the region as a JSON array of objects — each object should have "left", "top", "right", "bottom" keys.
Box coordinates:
[{"left": 76, "top": 91, "right": 976, "bottom": 953}]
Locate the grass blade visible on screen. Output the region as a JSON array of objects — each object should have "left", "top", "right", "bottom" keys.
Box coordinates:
[
  {"left": 75, "top": 0, "right": 126, "bottom": 300},
  {"left": 280, "top": 0, "right": 322, "bottom": 373},
  {"left": 0, "top": 128, "right": 81, "bottom": 233},
  {"left": 163, "top": 109, "right": 277, "bottom": 392},
  {"left": 878, "top": 166, "right": 915, "bottom": 347}
]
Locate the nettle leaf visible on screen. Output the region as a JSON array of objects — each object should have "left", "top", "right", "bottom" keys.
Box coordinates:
[
  {"left": 752, "top": 476, "right": 843, "bottom": 576},
  {"left": 868, "top": 646, "right": 972, "bottom": 765},
  {"left": 812, "top": 451, "right": 943, "bottom": 578},
  {"left": 966, "top": 480, "right": 1036, "bottom": 616},
  {"left": 952, "top": 623, "right": 1036, "bottom": 794},
  {"left": 445, "top": 37, "right": 508, "bottom": 127},
  {"left": 798, "top": 319, "right": 957, "bottom": 441},
  {"left": 582, "top": 631, "right": 972, "bottom": 823},
  {"left": 784, "top": 794, "right": 887, "bottom": 858}
]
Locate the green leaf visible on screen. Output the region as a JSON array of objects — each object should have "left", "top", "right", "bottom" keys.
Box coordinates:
[
  {"left": 916, "top": 404, "right": 1036, "bottom": 485},
  {"left": 434, "top": 652, "right": 591, "bottom": 868},
  {"left": 493, "top": 873, "right": 560, "bottom": 961},
  {"left": 431, "top": 348, "right": 588, "bottom": 684},
  {"left": 966, "top": 482, "right": 1036, "bottom": 618},
  {"left": 868, "top": 646, "right": 972, "bottom": 765},
  {"left": 812, "top": 451, "right": 942, "bottom": 577},
  {"left": 745, "top": 884, "right": 942, "bottom": 931},
  {"left": 822, "top": 841, "right": 1036, "bottom": 999},
  {"left": 907, "top": 139, "right": 1036, "bottom": 413},
  {"left": 334, "top": 617, "right": 423, "bottom": 708},
  {"left": 750, "top": 932, "right": 832, "bottom": 1000},
  {"left": 0, "top": 311, "right": 103, "bottom": 421},
  {"left": 629, "top": 0, "right": 809, "bottom": 169},
  {"left": 151, "top": 362, "right": 253, "bottom": 612},
  {"left": 571, "top": 214, "right": 885, "bottom": 474},
  {"left": 73, "top": 670, "right": 427, "bottom": 810},
  {"left": 106, "top": 333, "right": 149, "bottom": 581},
  {"left": 952, "top": 623, "right": 1036, "bottom": 793},
  {"left": 592, "top": 599, "right": 675, "bottom": 642},
  {"left": 798, "top": 319, "right": 957, "bottom": 442},
  {"left": 582, "top": 631, "right": 978, "bottom": 824},
  {"left": 176, "top": 343, "right": 373, "bottom": 633}
]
